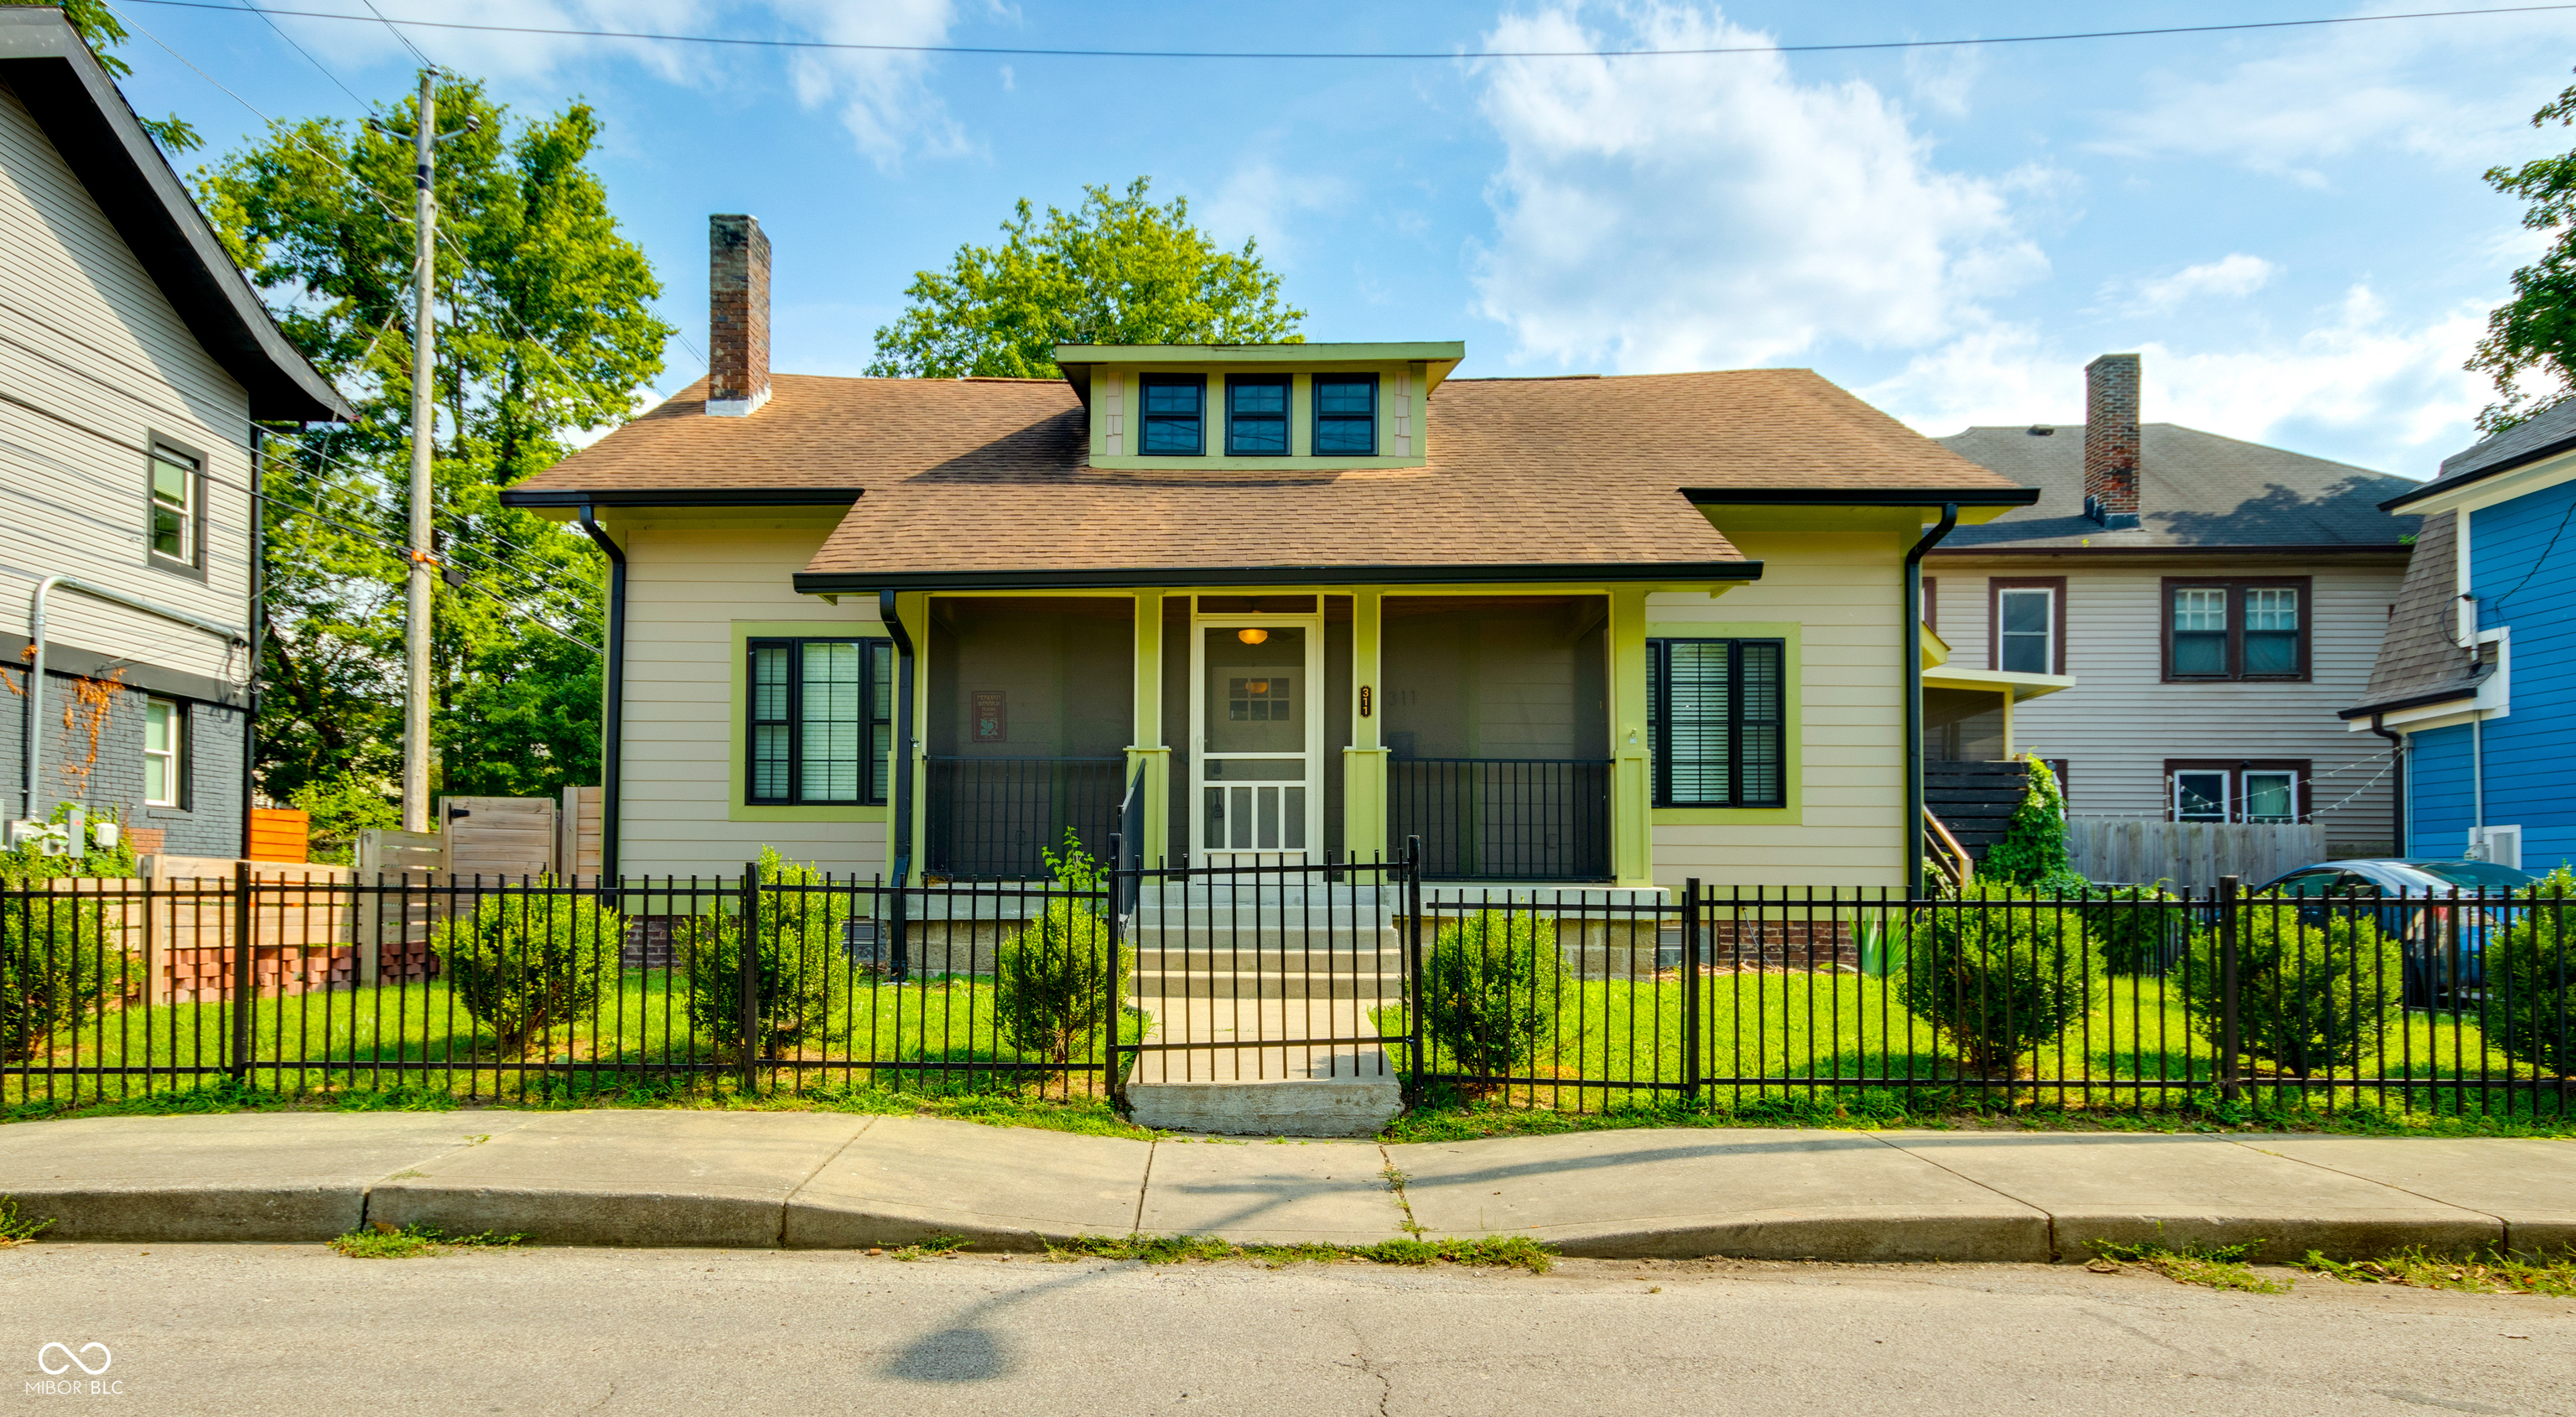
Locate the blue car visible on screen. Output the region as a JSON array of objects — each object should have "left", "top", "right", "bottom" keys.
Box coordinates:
[{"left": 2252, "top": 859, "right": 2541, "bottom": 1007}]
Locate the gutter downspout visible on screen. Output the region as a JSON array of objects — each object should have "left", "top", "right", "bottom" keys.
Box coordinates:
[
  {"left": 2471, "top": 712, "right": 2486, "bottom": 852},
  {"left": 2368, "top": 714, "right": 2406, "bottom": 859},
  {"left": 879, "top": 589, "right": 917, "bottom": 980},
  {"left": 574, "top": 504, "right": 626, "bottom": 885},
  {"left": 23, "top": 576, "right": 249, "bottom": 823},
  {"left": 1903, "top": 503, "right": 1960, "bottom": 895}
]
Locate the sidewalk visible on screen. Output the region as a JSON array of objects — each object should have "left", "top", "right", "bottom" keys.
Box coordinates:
[{"left": 1, "top": 1111, "right": 2569, "bottom": 1263}]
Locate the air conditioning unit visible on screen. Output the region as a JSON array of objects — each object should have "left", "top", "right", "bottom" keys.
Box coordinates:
[{"left": 2468, "top": 825, "right": 2524, "bottom": 869}]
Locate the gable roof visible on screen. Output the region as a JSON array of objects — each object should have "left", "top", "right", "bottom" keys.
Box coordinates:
[
  {"left": 2381, "top": 399, "right": 2576, "bottom": 511},
  {"left": 2342, "top": 509, "right": 2484, "bottom": 718},
  {"left": 1933, "top": 423, "right": 2417, "bottom": 553},
  {"left": 0, "top": 8, "right": 350, "bottom": 423},
  {"left": 504, "top": 366, "right": 2030, "bottom": 589}
]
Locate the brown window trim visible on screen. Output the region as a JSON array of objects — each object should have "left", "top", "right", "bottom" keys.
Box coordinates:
[
  {"left": 2163, "top": 758, "right": 2313, "bottom": 823},
  {"left": 1986, "top": 576, "right": 2066, "bottom": 674},
  {"left": 2160, "top": 576, "right": 2312, "bottom": 683}
]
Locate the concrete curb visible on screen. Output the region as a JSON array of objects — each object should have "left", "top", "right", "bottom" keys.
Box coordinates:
[{"left": 1, "top": 1113, "right": 2568, "bottom": 1262}]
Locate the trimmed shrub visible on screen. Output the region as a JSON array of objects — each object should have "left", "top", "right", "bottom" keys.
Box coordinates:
[
  {"left": 1420, "top": 910, "right": 1566, "bottom": 1082},
  {"left": 2083, "top": 882, "right": 2191, "bottom": 975},
  {"left": 1897, "top": 885, "right": 2101, "bottom": 1077},
  {"left": 2179, "top": 901, "right": 2402, "bottom": 1078},
  {"left": 2490, "top": 868, "right": 2576, "bottom": 1077},
  {"left": 995, "top": 901, "right": 1126, "bottom": 1067},
  {"left": 686, "top": 849, "right": 849, "bottom": 1061},
  {"left": 0, "top": 893, "right": 127, "bottom": 1062},
  {"left": 435, "top": 883, "right": 623, "bottom": 1052}
]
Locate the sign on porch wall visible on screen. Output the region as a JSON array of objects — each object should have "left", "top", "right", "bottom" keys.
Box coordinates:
[{"left": 972, "top": 690, "right": 1007, "bottom": 743}]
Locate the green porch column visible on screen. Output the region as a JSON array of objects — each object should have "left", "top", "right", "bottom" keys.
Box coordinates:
[
  {"left": 1608, "top": 585, "right": 1653, "bottom": 886},
  {"left": 892, "top": 590, "right": 932, "bottom": 885},
  {"left": 1343, "top": 589, "right": 1389, "bottom": 864},
  {"left": 1127, "top": 590, "right": 1171, "bottom": 867}
]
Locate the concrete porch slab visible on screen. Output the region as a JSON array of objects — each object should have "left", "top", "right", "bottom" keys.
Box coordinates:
[
  {"left": 1879, "top": 1130, "right": 2504, "bottom": 1262},
  {"left": 366, "top": 1109, "right": 867, "bottom": 1248},
  {"left": 784, "top": 1115, "right": 1148, "bottom": 1251},
  {"left": 1138, "top": 1139, "right": 1409, "bottom": 1244},
  {"left": 1125, "top": 1079, "right": 1403, "bottom": 1137},
  {"left": 2226, "top": 1134, "right": 2576, "bottom": 1257},
  {"left": 0, "top": 1112, "right": 534, "bottom": 1242},
  {"left": 1389, "top": 1128, "right": 2049, "bottom": 1261}
]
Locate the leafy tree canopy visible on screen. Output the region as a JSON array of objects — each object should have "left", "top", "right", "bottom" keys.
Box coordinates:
[
  {"left": 2472, "top": 69, "right": 2576, "bottom": 433},
  {"left": 867, "top": 177, "right": 1305, "bottom": 380},
  {"left": 4, "top": 0, "right": 200, "bottom": 150},
  {"left": 200, "top": 76, "right": 667, "bottom": 809}
]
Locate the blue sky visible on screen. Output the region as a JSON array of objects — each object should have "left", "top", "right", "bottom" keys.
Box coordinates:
[{"left": 100, "top": 0, "right": 2576, "bottom": 478}]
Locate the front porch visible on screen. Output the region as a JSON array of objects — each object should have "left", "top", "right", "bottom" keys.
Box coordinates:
[{"left": 900, "top": 590, "right": 1628, "bottom": 885}]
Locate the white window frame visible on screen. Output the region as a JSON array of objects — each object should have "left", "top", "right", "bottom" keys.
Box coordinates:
[
  {"left": 2241, "top": 769, "right": 2301, "bottom": 825},
  {"left": 143, "top": 697, "right": 184, "bottom": 807},
  {"left": 1997, "top": 586, "right": 2057, "bottom": 675},
  {"left": 2172, "top": 770, "right": 2229, "bottom": 823},
  {"left": 148, "top": 443, "right": 199, "bottom": 569}
]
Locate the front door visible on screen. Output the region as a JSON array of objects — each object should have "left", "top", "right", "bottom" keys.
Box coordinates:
[{"left": 1191, "top": 615, "right": 1322, "bottom": 867}]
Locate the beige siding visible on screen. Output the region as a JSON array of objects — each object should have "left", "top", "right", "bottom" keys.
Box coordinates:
[
  {"left": 0, "top": 80, "right": 254, "bottom": 683},
  {"left": 1928, "top": 558, "right": 2404, "bottom": 851},
  {"left": 617, "top": 522, "right": 886, "bottom": 876},
  {"left": 1648, "top": 531, "right": 1909, "bottom": 889}
]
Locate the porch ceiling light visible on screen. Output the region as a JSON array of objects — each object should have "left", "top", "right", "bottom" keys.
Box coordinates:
[{"left": 1237, "top": 628, "right": 1270, "bottom": 645}]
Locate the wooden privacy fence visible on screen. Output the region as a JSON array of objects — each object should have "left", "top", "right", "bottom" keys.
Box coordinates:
[
  {"left": 37, "top": 859, "right": 359, "bottom": 1005},
  {"left": 2065, "top": 818, "right": 2329, "bottom": 892}
]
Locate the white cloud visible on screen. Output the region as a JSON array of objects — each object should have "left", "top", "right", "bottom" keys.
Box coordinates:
[
  {"left": 1902, "top": 43, "right": 1981, "bottom": 119},
  {"left": 1469, "top": 3, "right": 2046, "bottom": 373},
  {"left": 2090, "top": 3, "right": 2576, "bottom": 184},
  {"left": 772, "top": 0, "right": 970, "bottom": 169},
  {"left": 1198, "top": 161, "right": 1350, "bottom": 267},
  {"left": 1865, "top": 288, "right": 2492, "bottom": 471},
  {"left": 2123, "top": 253, "right": 2281, "bottom": 313},
  {"left": 277, "top": 0, "right": 723, "bottom": 88}
]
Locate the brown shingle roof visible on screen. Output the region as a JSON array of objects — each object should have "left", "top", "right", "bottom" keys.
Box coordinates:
[{"left": 509, "top": 366, "right": 2025, "bottom": 582}]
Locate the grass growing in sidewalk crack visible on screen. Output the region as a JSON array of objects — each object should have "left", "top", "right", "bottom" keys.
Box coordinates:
[
  {"left": 0, "top": 1195, "right": 52, "bottom": 1247},
  {"left": 1044, "top": 1233, "right": 1555, "bottom": 1273},
  {"left": 328, "top": 1222, "right": 531, "bottom": 1259},
  {"left": 891, "top": 1233, "right": 972, "bottom": 1261},
  {"left": 2293, "top": 1247, "right": 2576, "bottom": 1296},
  {"left": 2086, "top": 1238, "right": 2288, "bottom": 1293}
]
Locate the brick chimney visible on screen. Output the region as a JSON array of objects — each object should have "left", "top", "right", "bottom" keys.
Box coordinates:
[
  {"left": 707, "top": 215, "right": 771, "bottom": 417},
  {"left": 2083, "top": 352, "right": 2141, "bottom": 528}
]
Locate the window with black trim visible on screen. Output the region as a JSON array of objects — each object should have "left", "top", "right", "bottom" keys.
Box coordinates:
[
  {"left": 1225, "top": 375, "right": 1290, "bottom": 455},
  {"left": 1648, "top": 637, "right": 1786, "bottom": 808},
  {"left": 1311, "top": 374, "right": 1378, "bottom": 456},
  {"left": 747, "top": 638, "right": 894, "bottom": 805},
  {"left": 1139, "top": 374, "right": 1205, "bottom": 455},
  {"left": 2163, "top": 578, "right": 2309, "bottom": 680},
  {"left": 148, "top": 440, "right": 204, "bottom": 574},
  {"left": 2167, "top": 759, "right": 2307, "bottom": 823}
]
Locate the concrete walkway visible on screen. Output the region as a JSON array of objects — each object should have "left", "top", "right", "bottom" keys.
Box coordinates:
[{"left": 1, "top": 1111, "right": 2569, "bottom": 1262}]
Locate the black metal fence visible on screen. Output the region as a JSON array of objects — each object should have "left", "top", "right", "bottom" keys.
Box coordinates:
[
  {"left": 1389, "top": 757, "right": 1612, "bottom": 882},
  {"left": 923, "top": 755, "right": 1127, "bottom": 880},
  {"left": 5, "top": 866, "right": 2568, "bottom": 1121}
]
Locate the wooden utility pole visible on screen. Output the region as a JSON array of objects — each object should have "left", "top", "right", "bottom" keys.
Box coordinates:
[{"left": 402, "top": 70, "right": 436, "bottom": 835}]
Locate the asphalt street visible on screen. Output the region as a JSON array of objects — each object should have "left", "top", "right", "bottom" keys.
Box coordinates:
[{"left": 3, "top": 1243, "right": 2569, "bottom": 1416}]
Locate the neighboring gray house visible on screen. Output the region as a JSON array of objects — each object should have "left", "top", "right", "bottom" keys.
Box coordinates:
[
  {"left": 1931, "top": 354, "right": 2416, "bottom": 856},
  {"left": 0, "top": 9, "right": 348, "bottom": 855}
]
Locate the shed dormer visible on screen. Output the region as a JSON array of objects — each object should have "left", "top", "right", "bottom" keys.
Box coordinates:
[{"left": 1056, "top": 341, "right": 1463, "bottom": 470}]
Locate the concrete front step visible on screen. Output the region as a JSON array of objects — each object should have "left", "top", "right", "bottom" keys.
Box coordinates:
[
  {"left": 1128, "top": 926, "right": 1400, "bottom": 950},
  {"left": 1123, "top": 1079, "right": 1404, "bottom": 1138},
  {"left": 1130, "top": 971, "right": 1405, "bottom": 1001},
  {"left": 1133, "top": 945, "right": 1407, "bottom": 972}
]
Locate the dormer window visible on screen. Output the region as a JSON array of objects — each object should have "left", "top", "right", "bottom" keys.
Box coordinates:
[
  {"left": 1313, "top": 375, "right": 1378, "bottom": 456},
  {"left": 1226, "top": 376, "right": 1290, "bottom": 455},
  {"left": 1140, "top": 374, "right": 1205, "bottom": 455}
]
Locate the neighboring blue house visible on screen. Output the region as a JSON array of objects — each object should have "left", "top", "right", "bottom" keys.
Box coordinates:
[{"left": 2345, "top": 402, "right": 2576, "bottom": 873}]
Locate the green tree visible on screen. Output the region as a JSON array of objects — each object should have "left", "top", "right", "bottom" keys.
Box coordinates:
[
  {"left": 200, "top": 76, "right": 668, "bottom": 805},
  {"left": 3, "top": 0, "right": 200, "bottom": 151},
  {"left": 2472, "top": 69, "right": 2576, "bottom": 432},
  {"left": 1981, "top": 755, "right": 2079, "bottom": 889},
  {"left": 867, "top": 177, "right": 1305, "bottom": 380}
]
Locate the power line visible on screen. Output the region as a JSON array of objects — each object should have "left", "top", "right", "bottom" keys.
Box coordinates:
[
  {"left": 356, "top": 0, "right": 433, "bottom": 70},
  {"left": 234, "top": 0, "right": 368, "bottom": 110},
  {"left": 112, "top": 0, "right": 2576, "bottom": 62}
]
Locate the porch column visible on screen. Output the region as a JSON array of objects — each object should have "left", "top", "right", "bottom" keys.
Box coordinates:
[
  {"left": 896, "top": 591, "right": 931, "bottom": 884},
  {"left": 1608, "top": 585, "right": 1654, "bottom": 886},
  {"left": 1343, "top": 589, "right": 1389, "bottom": 863},
  {"left": 1127, "top": 589, "right": 1171, "bottom": 868}
]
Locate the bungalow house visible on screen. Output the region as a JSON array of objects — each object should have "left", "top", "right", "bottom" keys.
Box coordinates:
[
  {"left": 500, "top": 217, "right": 2052, "bottom": 894},
  {"left": 1933, "top": 355, "right": 2418, "bottom": 861},
  {"left": 0, "top": 9, "right": 350, "bottom": 856},
  {"left": 2343, "top": 402, "right": 2576, "bottom": 873}
]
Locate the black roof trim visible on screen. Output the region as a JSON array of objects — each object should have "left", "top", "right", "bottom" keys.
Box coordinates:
[
  {"left": 1680, "top": 487, "right": 2039, "bottom": 507},
  {"left": 500, "top": 487, "right": 864, "bottom": 509},
  {"left": 793, "top": 561, "right": 1765, "bottom": 594},
  {"left": 0, "top": 11, "right": 350, "bottom": 423},
  {"left": 2381, "top": 429, "right": 2576, "bottom": 510},
  {"left": 1929, "top": 542, "right": 2412, "bottom": 558}
]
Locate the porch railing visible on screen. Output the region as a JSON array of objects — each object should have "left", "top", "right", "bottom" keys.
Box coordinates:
[
  {"left": 1389, "top": 757, "right": 1613, "bottom": 882},
  {"left": 924, "top": 756, "right": 1127, "bottom": 880}
]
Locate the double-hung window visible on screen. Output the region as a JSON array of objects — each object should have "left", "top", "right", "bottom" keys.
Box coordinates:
[
  {"left": 2168, "top": 760, "right": 2304, "bottom": 824},
  {"left": 747, "top": 638, "right": 894, "bottom": 805},
  {"left": 1311, "top": 374, "right": 1378, "bottom": 456},
  {"left": 1225, "top": 376, "right": 1290, "bottom": 455},
  {"left": 2164, "top": 578, "right": 2308, "bottom": 680},
  {"left": 1139, "top": 374, "right": 1205, "bottom": 455},
  {"left": 1648, "top": 638, "right": 1786, "bottom": 808},
  {"left": 1990, "top": 579, "right": 2062, "bottom": 674},
  {"left": 148, "top": 442, "right": 200, "bottom": 571},
  {"left": 143, "top": 697, "right": 185, "bottom": 807}
]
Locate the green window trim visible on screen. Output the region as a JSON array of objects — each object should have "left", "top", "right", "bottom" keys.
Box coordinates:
[
  {"left": 745, "top": 636, "right": 894, "bottom": 806},
  {"left": 1311, "top": 372, "right": 1378, "bottom": 457},
  {"left": 1648, "top": 636, "right": 1786, "bottom": 809}
]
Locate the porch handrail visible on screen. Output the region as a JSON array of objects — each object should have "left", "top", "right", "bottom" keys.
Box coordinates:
[{"left": 1389, "top": 755, "right": 1613, "bottom": 883}]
